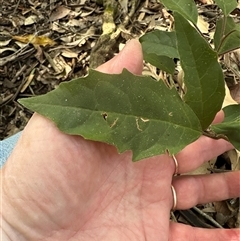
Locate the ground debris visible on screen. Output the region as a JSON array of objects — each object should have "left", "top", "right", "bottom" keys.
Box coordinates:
[{"left": 0, "top": 0, "right": 170, "bottom": 139}]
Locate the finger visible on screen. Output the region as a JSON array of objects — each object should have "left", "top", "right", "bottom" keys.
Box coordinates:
[
  {"left": 172, "top": 171, "right": 240, "bottom": 210},
  {"left": 169, "top": 222, "right": 240, "bottom": 241},
  {"left": 173, "top": 110, "right": 229, "bottom": 174},
  {"left": 212, "top": 110, "right": 224, "bottom": 124},
  {"left": 96, "top": 39, "right": 143, "bottom": 75},
  {"left": 174, "top": 135, "right": 233, "bottom": 174}
]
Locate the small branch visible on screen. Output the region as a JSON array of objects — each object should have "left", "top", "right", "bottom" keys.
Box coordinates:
[
  {"left": 192, "top": 206, "right": 223, "bottom": 228},
  {"left": 217, "top": 29, "right": 238, "bottom": 55},
  {"left": 202, "top": 129, "right": 229, "bottom": 142},
  {"left": 216, "top": 15, "right": 227, "bottom": 54}
]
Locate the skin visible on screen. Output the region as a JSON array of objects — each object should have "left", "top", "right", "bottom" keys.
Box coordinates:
[{"left": 1, "top": 39, "right": 240, "bottom": 241}]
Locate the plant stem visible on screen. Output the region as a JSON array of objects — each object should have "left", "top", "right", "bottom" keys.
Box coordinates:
[
  {"left": 216, "top": 15, "right": 227, "bottom": 53},
  {"left": 202, "top": 130, "right": 229, "bottom": 141}
]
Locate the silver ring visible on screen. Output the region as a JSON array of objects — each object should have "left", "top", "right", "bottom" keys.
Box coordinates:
[
  {"left": 172, "top": 154, "right": 179, "bottom": 175},
  {"left": 171, "top": 185, "right": 177, "bottom": 210}
]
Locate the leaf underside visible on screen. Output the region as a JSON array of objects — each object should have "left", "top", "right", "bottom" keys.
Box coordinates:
[
  {"left": 19, "top": 69, "right": 202, "bottom": 161},
  {"left": 174, "top": 12, "right": 225, "bottom": 130}
]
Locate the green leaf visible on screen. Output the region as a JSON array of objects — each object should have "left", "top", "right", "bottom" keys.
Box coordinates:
[
  {"left": 174, "top": 12, "right": 225, "bottom": 130},
  {"left": 214, "top": 0, "right": 237, "bottom": 16},
  {"left": 160, "top": 0, "right": 198, "bottom": 24},
  {"left": 211, "top": 104, "right": 240, "bottom": 150},
  {"left": 19, "top": 69, "right": 202, "bottom": 161},
  {"left": 143, "top": 54, "right": 175, "bottom": 74},
  {"left": 214, "top": 17, "right": 240, "bottom": 55},
  {"left": 140, "top": 30, "right": 179, "bottom": 59},
  {"left": 140, "top": 30, "right": 178, "bottom": 74}
]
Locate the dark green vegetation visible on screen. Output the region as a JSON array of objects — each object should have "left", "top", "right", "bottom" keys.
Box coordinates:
[{"left": 19, "top": 0, "right": 240, "bottom": 161}]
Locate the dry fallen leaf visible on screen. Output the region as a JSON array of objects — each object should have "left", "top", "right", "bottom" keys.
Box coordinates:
[
  {"left": 229, "top": 82, "right": 240, "bottom": 104},
  {"left": 49, "top": 6, "right": 71, "bottom": 21},
  {"left": 119, "top": 0, "right": 128, "bottom": 13},
  {"left": 24, "top": 15, "right": 38, "bottom": 25},
  {"left": 0, "top": 39, "right": 12, "bottom": 47},
  {"left": 228, "top": 149, "right": 240, "bottom": 171},
  {"left": 198, "top": 0, "right": 214, "bottom": 3},
  {"left": 0, "top": 47, "right": 16, "bottom": 55},
  {"left": 197, "top": 16, "right": 209, "bottom": 34},
  {"left": 222, "top": 84, "right": 238, "bottom": 107},
  {"left": 12, "top": 35, "right": 56, "bottom": 47},
  {"left": 61, "top": 49, "right": 78, "bottom": 58},
  {"left": 214, "top": 201, "right": 233, "bottom": 226}
]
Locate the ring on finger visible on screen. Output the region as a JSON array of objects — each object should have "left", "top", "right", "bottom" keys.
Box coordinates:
[
  {"left": 171, "top": 185, "right": 177, "bottom": 210},
  {"left": 172, "top": 154, "right": 179, "bottom": 175}
]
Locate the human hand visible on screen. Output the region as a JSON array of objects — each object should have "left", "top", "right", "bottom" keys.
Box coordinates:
[{"left": 1, "top": 40, "right": 240, "bottom": 241}]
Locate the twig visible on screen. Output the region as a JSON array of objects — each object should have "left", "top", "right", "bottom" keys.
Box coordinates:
[
  {"left": 179, "top": 209, "right": 213, "bottom": 228},
  {"left": 202, "top": 129, "right": 229, "bottom": 142},
  {"left": 170, "top": 211, "right": 178, "bottom": 222},
  {"left": 192, "top": 206, "right": 223, "bottom": 228},
  {"left": 0, "top": 61, "right": 38, "bottom": 108},
  {"left": 13, "top": 0, "right": 21, "bottom": 15},
  {"left": 0, "top": 77, "right": 27, "bottom": 108},
  {"left": 0, "top": 46, "right": 33, "bottom": 67}
]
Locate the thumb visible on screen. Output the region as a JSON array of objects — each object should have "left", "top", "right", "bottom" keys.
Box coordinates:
[{"left": 96, "top": 39, "right": 143, "bottom": 75}]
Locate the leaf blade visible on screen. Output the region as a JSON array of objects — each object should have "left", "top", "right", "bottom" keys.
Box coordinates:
[
  {"left": 174, "top": 12, "right": 225, "bottom": 130},
  {"left": 142, "top": 54, "right": 175, "bottom": 74},
  {"left": 19, "top": 69, "right": 202, "bottom": 161},
  {"left": 211, "top": 104, "right": 240, "bottom": 150},
  {"left": 214, "top": 17, "right": 240, "bottom": 55},
  {"left": 140, "top": 30, "right": 179, "bottom": 59},
  {"left": 160, "top": 0, "right": 198, "bottom": 23},
  {"left": 140, "top": 30, "right": 178, "bottom": 74},
  {"left": 214, "top": 0, "right": 237, "bottom": 16}
]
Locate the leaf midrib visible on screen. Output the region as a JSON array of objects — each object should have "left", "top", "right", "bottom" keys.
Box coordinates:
[{"left": 36, "top": 102, "right": 201, "bottom": 132}]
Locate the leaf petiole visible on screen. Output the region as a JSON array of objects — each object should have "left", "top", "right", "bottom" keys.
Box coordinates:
[{"left": 202, "top": 129, "right": 229, "bottom": 142}]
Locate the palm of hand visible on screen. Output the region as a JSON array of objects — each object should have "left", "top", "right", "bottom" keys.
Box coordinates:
[{"left": 5, "top": 114, "right": 174, "bottom": 241}]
